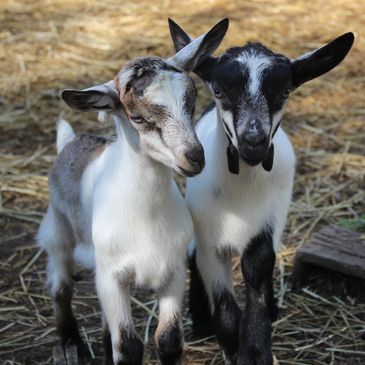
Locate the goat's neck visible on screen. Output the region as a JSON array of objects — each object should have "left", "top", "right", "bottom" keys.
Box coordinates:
[{"left": 109, "top": 117, "right": 172, "bottom": 190}]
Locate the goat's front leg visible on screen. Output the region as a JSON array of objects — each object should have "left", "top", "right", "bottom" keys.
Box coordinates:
[
  {"left": 155, "top": 269, "right": 185, "bottom": 365},
  {"left": 196, "top": 244, "right": 242, "bottom": 364},
  {"left": 96, "top": 267, "right": 143, "bottom": 365},
  {"left": 238, "top": 229, "right": 277, "bottom": 365}
]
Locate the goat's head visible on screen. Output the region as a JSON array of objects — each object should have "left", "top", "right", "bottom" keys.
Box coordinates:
[
  {"left": 169, "top": 20, "right": 354, "bottom": 172},
  {"left": 61, "top": 18, "right": 228, "bottom": 177}
]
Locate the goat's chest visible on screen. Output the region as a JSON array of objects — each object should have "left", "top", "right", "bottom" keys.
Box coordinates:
[
  {"left": 91, "top": 182, "right": 193, "bottom": 289},
  {"left": 187, "top": 172, "right": 279, "bottom": 253}
]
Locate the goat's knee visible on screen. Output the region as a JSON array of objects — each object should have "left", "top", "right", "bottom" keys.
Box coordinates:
[{"left": 156, "top": 319, "right": 183, "bottom": 365}]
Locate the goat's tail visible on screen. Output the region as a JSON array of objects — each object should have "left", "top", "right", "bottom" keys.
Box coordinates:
[{"left": 56, "top": 117, "right": 76, "bottom": 154}]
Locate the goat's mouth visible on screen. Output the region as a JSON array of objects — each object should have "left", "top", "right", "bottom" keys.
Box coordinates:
[
  {"left": 239, "top": 146, "right": 269, "bottom": 166},
  {"left": 176, "top": 165, "right": 202, "bottom": 177}
]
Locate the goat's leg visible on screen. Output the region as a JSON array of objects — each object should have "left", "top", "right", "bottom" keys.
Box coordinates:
[
  {"left": 196, "top": 244, "right": 242, "bottom": 364},
  {"left": 38, "top": 207, "right": 86, "bottom": 356},
  {"left": 96, "top": 268, "right": 143, "bottom": 365},
  {"left": 155, "top": 269, "right": 185, "bottom": 365},
  {"left": 188, "top": 240, "right": 214, "bottom": 337},
  {"left": 102, "top": 314, "right": 113, "bottom": 365},
  {"left": 238, "top": 229, "right": 277, "bottom": 365}
]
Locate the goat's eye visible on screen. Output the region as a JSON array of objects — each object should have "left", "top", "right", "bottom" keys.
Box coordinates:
[
  {"left": 283, "top": 89, "right": 290, "bottom": 99},
  {"left": 213, "top": 86, "right": 223, "bottom": 98},
  {"left": 130, "top": 116, "right": 146, "bottom": 124}
]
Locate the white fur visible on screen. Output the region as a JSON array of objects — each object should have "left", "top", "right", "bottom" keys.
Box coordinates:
[
  {"left": 237, "top": 53, "right": 272, "bottom": 97},
  {"left": 56, "top": 118, "right": 76, "bottom": 153},
  {"left": 186, "top": 106, "right": 295, "bottom": 307}
]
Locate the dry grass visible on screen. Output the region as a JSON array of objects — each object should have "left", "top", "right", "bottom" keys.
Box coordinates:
[{"left": 0, "top": 0, "right": 364, "bottom": 364}]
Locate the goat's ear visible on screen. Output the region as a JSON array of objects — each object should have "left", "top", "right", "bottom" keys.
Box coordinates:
[
  {"left": 62, "top": 80, "right": 122, "bottom": 112},
  {"left": 167, "top": 18, "right": 228, "bottom": 72},
  {"left": 168, "top": 18, "right": 193, "bottom": 52},
  {"left": 291, "top": 32, "right": 354, "bottom": 89}
]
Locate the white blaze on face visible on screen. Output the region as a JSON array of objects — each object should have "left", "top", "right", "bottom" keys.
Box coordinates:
[
  {"left": 236, "top": 53, "right": 272, "bottom": 99},
  {"left": 143, "top": 71, "right": 190, "bottom": 122}
]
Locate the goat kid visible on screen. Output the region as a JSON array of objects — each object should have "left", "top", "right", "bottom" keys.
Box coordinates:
[
  {"left": 37, "top": 18, "right": 228, "bottom": 365},
  {"left": 169, "top": 20, "right": 354, "bottom": 365}
]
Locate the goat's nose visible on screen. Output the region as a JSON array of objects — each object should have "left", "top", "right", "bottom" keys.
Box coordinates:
[
  {"left": 185, "top": 145, "right": 205, "bottom": 168},
  {"left": 242, "top": 119, "right": 267, "bottom": 147}
]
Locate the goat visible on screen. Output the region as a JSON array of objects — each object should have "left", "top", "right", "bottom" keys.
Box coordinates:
[
  {"left": 169, "top": 20, "right": 354, "bottom": 365},
  {"left": 37, "top": 18, "right": 228, "bottom": 365}
]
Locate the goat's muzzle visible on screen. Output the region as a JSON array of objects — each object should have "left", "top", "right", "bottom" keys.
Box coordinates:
[
  {"left": 238, "top": 119, "right": 269, "bottom": 166},
  {"left": 179, "top": 144, "right": 205, "bottom": 177}
]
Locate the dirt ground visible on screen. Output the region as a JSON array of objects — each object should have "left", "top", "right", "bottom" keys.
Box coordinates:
[{"left": 0, "top": 0, "right": 364, "bottom": 364}]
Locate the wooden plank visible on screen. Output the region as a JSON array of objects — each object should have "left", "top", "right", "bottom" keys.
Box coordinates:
[
  {"left": 65, "top": 345, "right": 79, "bottom": 365},
  {"left": 293, "top": 224, "right": 365, "bottom": 279},
  {"left": 53, "top": 346, "right": 67, "bottom": 365}
]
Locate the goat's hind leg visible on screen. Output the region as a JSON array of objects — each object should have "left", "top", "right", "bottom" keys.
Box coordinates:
[
  {"left": 188, "top": 240, "right": 214, "bottom": 338},
  {"left": 38, "top": 207, "right": 87, "bottom": 356}
]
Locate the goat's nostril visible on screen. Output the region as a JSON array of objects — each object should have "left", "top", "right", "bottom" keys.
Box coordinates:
[{"left": 185, "top": 146, "right": 204, "bottom": 167}]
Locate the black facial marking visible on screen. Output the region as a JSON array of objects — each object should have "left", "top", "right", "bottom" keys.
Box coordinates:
[
  {"left": 238, "top": 227, "right": 277, "bottom": 364},
  {"left": 261, "top": 61, "right": 292, "bottom": 116},
  {"left": 117, "top": 331, "right": 144, "bottom": 365},
  {"left": 212, "top": 286, "right": 242, "bottom": 363},
  {"left": 157, "top": 320, "right": 183, "bottom": 365},
  {"left": 188, "top": 249, "right": 214, "bottom": 338}
]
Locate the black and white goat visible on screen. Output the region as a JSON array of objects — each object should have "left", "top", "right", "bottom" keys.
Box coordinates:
[
  {"left": 37, "top": 19, "right": 228, "bottom": 365},
  {"left": 169, "top": 20, "right": 354, "bottom": 365}
]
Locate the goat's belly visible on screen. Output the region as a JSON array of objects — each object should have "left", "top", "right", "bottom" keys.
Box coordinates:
[{"left": 99, "top": 241, "right": 188, "bottom": 290}]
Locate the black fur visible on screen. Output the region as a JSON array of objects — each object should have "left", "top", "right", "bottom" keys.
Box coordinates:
[
  {"left": 227, "top": 140, "right": 239, "bottom": 175},
  {"left": 212, "top": 287, "right": 242, "bottom": 363},
  {"left": 103, "top": 326, "right": 113, "bottom": 365},
  {"left": 238, "top": 228, "right": 277, "bottom": 365},
  {"left": 53, "top": 286, "right": 86, "bottom": 354},
  {"left": 157, "top": 321, "right": 183, "bottom": 365},
  {"left": 188, "top": 249, "right": 214, "bottom": 337},
  {"left": 117, "top": 331, "right": 144, "bottom": 365}
]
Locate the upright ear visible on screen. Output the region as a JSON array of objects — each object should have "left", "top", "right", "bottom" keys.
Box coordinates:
[
  {"left": 167, "top": 18, "right": 228, "bottom": 72},
  {"left": 168, "top": 18, "right": 193, "bottom": 52},
  {"left": 291, "top": 32, "right": 354, "bottom": 89},
  {"left": 62, "top": 80, "right": 122, "bottom": 112}
]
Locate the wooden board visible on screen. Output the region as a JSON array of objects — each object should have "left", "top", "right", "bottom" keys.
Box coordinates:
[
  {"left": 53, "top": 346, "right": 79, "bottom": 365},
  {"left": 293, "top": 224, "right": 365, "bottom": 279}
]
